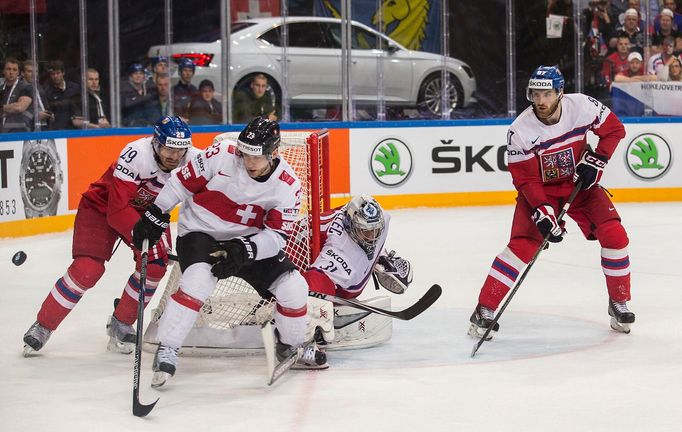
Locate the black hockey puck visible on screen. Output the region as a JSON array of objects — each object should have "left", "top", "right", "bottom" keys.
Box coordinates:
[{"left": 12, "top": 251, "right": 27, "bottom": 266}]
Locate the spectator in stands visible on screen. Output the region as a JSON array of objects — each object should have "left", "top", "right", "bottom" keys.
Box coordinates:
[
  {"left": 44, "top": 60, "right": 79, "bottom": 130},
  {"left": 188, "top": 79, "right": 222, "bottom": 125},
  {"left": 122, "top": 63, "right": 156, "bottom": 127},
  {"left": 172, "top": 58, "right": 197, "bottom": 120},
  {"left": 657, "top": 0, "right": 682, "bottom": 32},
  {"left": 232, "top": 73, "right": 278, "bottom": 124},
  {"left": 617, "top": 0, "right": 646, "bottom": 27},
  {"left": 583, "top": 0, "right": 616, "bottom": 93},
  {"left": 652, "top": 9, "right": 682, "bottom": 55},
  {"left": 612, "top": 8, "right": 644, "bottom": 54},
  {"left": 602, "top": 32, "right": 632, "bottom": 87},
  {"left": 0, "top": 57, "right": 33, "bottom": 133},
  {"left": 614, "top": 51, "right": 657, "bottom": 81},
  {"left": 73, "top": 68, "right": 111, "bottom": 129},
  {"left": 21, "top": 60, "right": 51, "bottom": 130},
  {"left": 648, "top": 35, "right": 676, "bottom": 75},
  {"left": 148, "top": 56, "right": 168, "bottom": 86},
  {"left": 657, "top": 55, "right": 682, "bottom": 81},
  {"left": 145, "top": 73, "right": 171, "bottom": 123}
]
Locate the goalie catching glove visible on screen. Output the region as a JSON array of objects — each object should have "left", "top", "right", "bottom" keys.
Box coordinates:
[
  {"left": 531, "top": 204, "right": 565, "bottom": 243},
  {"left": 209, "top": 237, "right": 257, "bottom": 279},
  {"left": 132, "top": 203, "right": 170, "bottom": 250},
  {"left": 574, "top": 148, "right": 608, "bottom": 190},
  {"left": 374, "top": 250, "right": 413, "bottom": 294}
]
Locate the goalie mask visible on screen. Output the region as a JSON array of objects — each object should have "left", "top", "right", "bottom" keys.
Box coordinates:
[
  {"left": 345, "top": 195, "right": 385, "bottom": 256},
  {"left": 237, "top": 116, "right": 281, "bottom": 158}
]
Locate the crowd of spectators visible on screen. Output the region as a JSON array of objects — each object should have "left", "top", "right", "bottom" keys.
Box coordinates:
[{"left": 584, "top": 0, "right": 682, "bottom": 99}]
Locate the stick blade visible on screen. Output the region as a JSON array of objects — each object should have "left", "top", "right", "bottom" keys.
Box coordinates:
[
  {"left": 398, "top": 284, "right": 442, "bottom": 320},
  {"left": 133, "top": 397, "right": 159, "bottom": 417}
]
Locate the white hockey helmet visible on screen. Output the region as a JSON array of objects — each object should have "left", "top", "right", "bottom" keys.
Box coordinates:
[{"left": 345, "top": 195, "right": 385, "bottom": 256}]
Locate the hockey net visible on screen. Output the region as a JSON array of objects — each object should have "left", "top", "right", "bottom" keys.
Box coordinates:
[{"left": 143, "top": 129, "right": 330, "bottom": 354}]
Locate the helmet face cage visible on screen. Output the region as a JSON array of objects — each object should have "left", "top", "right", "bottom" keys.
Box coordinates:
[
  {"left": 153, "top": 116, "right": 192, "bottom": 152},
  {"left": 526, "top": 65, "right": 565, "bottom": 102},
  {"left": 237, "top": 116, "right": 281, "bottom": 157},
  {"left": 345, "top": 195, "right": 385, "bottom": 256}
]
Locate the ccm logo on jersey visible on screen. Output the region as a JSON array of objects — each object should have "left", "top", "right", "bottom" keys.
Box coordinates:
[
  {"left": 115, "top": 164, "right": 135, "bottom": 179},
  {"left": 325, "top": 250, "right": 352, "bottom": 275}
]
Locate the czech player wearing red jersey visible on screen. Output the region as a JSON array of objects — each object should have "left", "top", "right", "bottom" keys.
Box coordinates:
[
  {"left": 468, "top": 66, "right": 635, "bottom": 339},
  {"left": 132, "top": 117, "right": 326, "bottom": 388},
  {"left": 23, "top": 116, "right": 198, "bottom": 356}
]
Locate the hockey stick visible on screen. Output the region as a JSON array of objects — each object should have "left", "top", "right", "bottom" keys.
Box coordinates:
[
  {"left": 168, "top": 253, "right": 442, "bottom": 321},
  {"left": 132, "top": 238, "right": 159, "bottom": 417},
  {"left": 471, "top": 182, "right": 582, "bottom": 358},
  {"left": 318, "top": 284, "right": 443, "bottom": 321},
  {"left": 261, "top": 321, "right": 319, "bottom": 385}
]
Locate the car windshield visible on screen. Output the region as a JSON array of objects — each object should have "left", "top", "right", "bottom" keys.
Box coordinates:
[{"left": 190, "top": 22, "right": 256, "bottom": 42}]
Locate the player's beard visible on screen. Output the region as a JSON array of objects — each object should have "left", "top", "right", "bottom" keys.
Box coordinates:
[{"left": 533, "top": 94, "right": 562, "bottom": 122}]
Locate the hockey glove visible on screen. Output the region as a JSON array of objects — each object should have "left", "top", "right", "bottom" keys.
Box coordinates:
[
  {"left": 209, "top": 237, "right": 257, "bottom": 279},
  {"left": 132, "top": 203, "right": 170, "bottom": 250},
  {"left": 574, "top": 148, "right": 608, "bottom": 190},
  {"left": 531, "top": 204, "right": 565, "bottom": 243},
  {"left": 374, "top": 250, "right": 413, "bottom": 294}
]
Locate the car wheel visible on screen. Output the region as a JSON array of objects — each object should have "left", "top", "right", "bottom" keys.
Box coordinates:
[{"left": 417, "top": 72, "right": 464, "bottom": 117}]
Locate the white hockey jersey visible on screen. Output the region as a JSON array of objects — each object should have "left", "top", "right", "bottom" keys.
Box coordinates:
[
  {"left": 154, "top": 139, "right": 302, "bottom": 260},
  {"left": 308, "top": 207, "right": 391, "bottom": 298},
  {"left": 506, "top": 93, "right": 625, "bottom": 208}
]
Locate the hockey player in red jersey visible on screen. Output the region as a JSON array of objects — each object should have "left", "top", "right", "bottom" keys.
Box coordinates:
[
  {"left": 304, "top": 195, "right": 413, "bottom": 301},
  {"left": 23, "top": 116, "right": 198, "bottom": 356},
  {"left": 468, "top": 65, "right": 635, "bottom": 339},
  {"left": 132, "top": 117, "right": 327, "bottom": 388}
]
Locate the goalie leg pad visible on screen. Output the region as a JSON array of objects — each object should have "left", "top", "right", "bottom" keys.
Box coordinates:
[
  {"left": 329, "top": 296, "right": 393, "bottom": 350},
  {"left": 157, "top": 263, "right": 214, "bottom": 348},
  {"left": 269, "top": 271, "right": 308, "bottom": 347},
  {"left": 304, "top": 296, "right": 335, "bottom": 345}
]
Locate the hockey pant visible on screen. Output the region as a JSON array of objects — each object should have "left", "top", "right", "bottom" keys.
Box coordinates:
[{"left": 478, "top": 187, "right": 631, "bottom": 311}]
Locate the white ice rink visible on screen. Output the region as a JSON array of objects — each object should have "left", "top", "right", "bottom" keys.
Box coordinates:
[{"left": 2, "top": 202, "right": 681, "bottom": 432}]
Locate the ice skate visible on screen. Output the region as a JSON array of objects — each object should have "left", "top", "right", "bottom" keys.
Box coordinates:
[
  {"left": 608, "top": 299, "right": 635, "bottom": 334},
  {"left": 22, "top": 321, "right": 53, "bottom": 356},
  {"left": 106, "top": 315, "right": 136, "bottom": 354},
  {"left": 151, "top": 344, "right": 179, "bottom": 388},
  {"left": 276, "top": 333, "right": 328, "bottom": 370},
  {"left": 468, "top": 304, "right": 500, "bottom": 340}
]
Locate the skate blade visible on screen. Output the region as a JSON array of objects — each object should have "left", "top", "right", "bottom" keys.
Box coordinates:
[
  {"left": 610, "top": 318, "right": 631, "bottom": 334},
  {"left": 107, "top": 337, "right": 134, "bottom": 354},
  {"left": 467, "top": 323, "right": 495, "bottom": 341},
  {"left": 22, "top": 344, "right": 37, "bottom": 357},
  {"left": 291, "top": 362, "right": 330, "bottom": 371},
  {"left": 151, "top": 371, "right": 172, "bottom": 388}
]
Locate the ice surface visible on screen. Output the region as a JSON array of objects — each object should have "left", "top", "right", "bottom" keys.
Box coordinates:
[{"left": 2, "top": 203, "right": 681, "bottom": 431}]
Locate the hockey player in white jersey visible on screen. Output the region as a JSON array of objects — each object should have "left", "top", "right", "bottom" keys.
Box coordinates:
[
  {"left": 468, "top": 66, "right": 634, "bottom": 340},
  {"left": 304, "top": 195, "right": 413, "bottom": 301},
  {"left": 132, "top": 117, "right": 326, "bottom": 388}
]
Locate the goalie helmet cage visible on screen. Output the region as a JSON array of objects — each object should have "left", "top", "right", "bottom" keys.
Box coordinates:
[{"left": 143, "top": 129, "right": 330, "bottom": 355}]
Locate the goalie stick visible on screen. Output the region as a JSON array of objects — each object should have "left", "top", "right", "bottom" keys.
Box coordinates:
[
  {"left": 167, "top": 253, "right": 442, "bottom": 321},
  {"left": 314, "top": 284, "right": 443, "bottom": 321},
  {"left": 470, "top": 182, "right": 582, "bottom": 358},
  {"left": 133, "top": 239, "right": 159, "bottom": 417}
]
